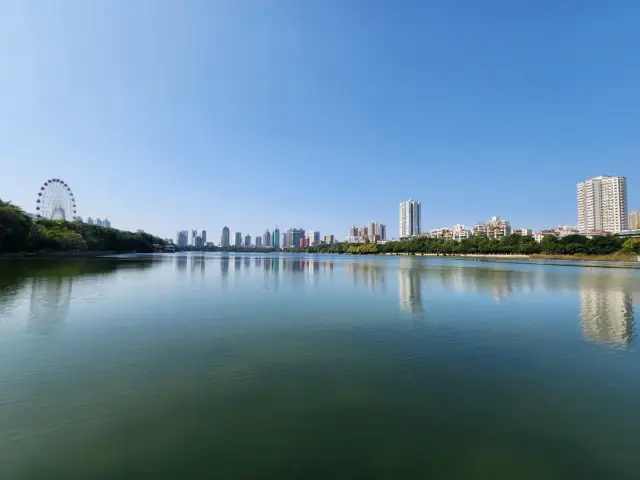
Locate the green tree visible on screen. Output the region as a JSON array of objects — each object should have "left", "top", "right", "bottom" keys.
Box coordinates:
[
  {"left": 0, "top": 200, "right": 33, "bottom": 253},
  {"left": 621, "top": 238, "right": 640, "bottom": 254}
]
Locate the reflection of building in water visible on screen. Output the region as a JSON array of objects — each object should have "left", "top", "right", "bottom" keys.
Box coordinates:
[
  {"left": 347, "top": 263, "right": 386, "bottom": 291},
  {"left": 176, "top": 255, "right": 188, "bottom": 273},
  {"left": 580, "top": 275, "right": 634, "bottom": 345},
  {"left": 191, "top": 254, "right": 206, "bottom": 276},
  {"left": 244, "top": 257, "right": 251, "bottom": 269},
  {"left": 29, "top": 276, "right": 73, "bottom": 332},
  {"left": 397, "top": 266, "right": 422, "bottom": 313},
  {"left": 234, "top": 256, "right": 242, "bottom": 272},
  {"left": 220, "top": 256, "right": 230, "bottom": 279}
]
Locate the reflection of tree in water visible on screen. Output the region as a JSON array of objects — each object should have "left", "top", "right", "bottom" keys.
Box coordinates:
[
  {"left": 28, "top": 276, "right": 73, "bottom": 332},
  {"left": 579, "top": 273, "right": 635, "bottom": 346},
  {"left": 0, "top": 259, "right": 153, "bottom": 332}
]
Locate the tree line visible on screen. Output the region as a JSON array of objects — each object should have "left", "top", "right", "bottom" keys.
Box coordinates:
[
  {"left": 290, "top": 234, "right": 640, "bottom": 256},
  {"left": 0, "top": 199, "right": 166, "bottom": 254}
]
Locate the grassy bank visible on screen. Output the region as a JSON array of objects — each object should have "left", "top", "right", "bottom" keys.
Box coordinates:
[{"left": 529, "top": 253, "right": 638, "bottom": 262}]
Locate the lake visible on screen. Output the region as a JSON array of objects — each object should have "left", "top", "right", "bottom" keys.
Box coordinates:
[{"left": 1, "top": 253, "right": 639, "bottom": 478}]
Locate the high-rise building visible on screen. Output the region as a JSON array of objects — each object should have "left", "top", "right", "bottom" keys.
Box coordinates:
[
  {"left": 96, "top": 218, "right": 103, "bottom": 227},
  {"left": 102, "top": 218, "right": 111, "bottom": 228},
  {"left": 176, "top": 230, "right": 189, "bottom": 247},
  {"left": 286, "top": 228, "right": 305, "bottom": 249},
  {"left": 324, "top": 234, "right": 335, "bottom": 244},
  {"left": 195, "top": 235, "right": 204, "bottom": 248},
  {"left": 349, "top": 226, "right": 358, "bottom": 237},
  {"left": 191, "top": 230, "right": 198, "bottom": 246},
  {"left": 629, "top": 210, "right": 640, "bottom": 230},
  {"left": 368, "top": 222, "right": 377, "bottom": 239},
  {"left": 221, "top": 227, "right": 230, "bottom": 247},
  {"left": 577, "top": 176, "right": 628, "bottom": 234},
  {"left": 308, "top": 231, "right": 320, "bottom": 246},
  {"left": 299, "top": 238, "right": 306, "bottom": 248},
  {"left": 263, "top": 229, "right": 271, "bottom": 248},
  {"left": 86, "top": 217, "right": 94, "bottom": 225},
  {"left": 281, "top": 232, "right": 287, "bottom": 249},
  {"left": 358, "top": 226, "right": 368, "bottom": 238},
  {"left": 234, "top": 232, "right": 242, "bottom": 247},
  {"left": 376, "top": 224, "right": 387, "bottom": 240},
  {"left": 255, "top": 237, "right": 262, "bottom": 248},
  {"left": 244, "top": 234, "right": 251, "bottom": 248},
  {"left": 272, "top": 227, "right": 280, "bottom": 250},
  {"left": 400, "top": 200, "right": 421, "bottom": 237},
  {"left": 201, "top": 230, "right": 207, "bottom": 245}
]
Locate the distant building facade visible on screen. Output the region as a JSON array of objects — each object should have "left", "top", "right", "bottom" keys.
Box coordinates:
[
  {"left": 221, "top": 227, "right": 230, "bottom": 247},
  {"left": 255, "top": 237, "right": 262, "bottom": 248},
  {"left": 176, "top": 230, "right": 189, "bottom": 247},
  {"left": 286, "top": 228, "right": 305, "bottom": 249},
  {"left": 263, "top": 229, "right": 271, "bottom": 248},
  {"left": 308, "top": 231, "right": 320, "bottom": 246},
  {"left": 244, "top": 234, "right": 251, "bottom": 248},
  {"left": 629, "top": 210, "right": 640, "bottom": 230},
  {"left": 273, "top": 228, "right": 281, "bottom": 249},
  {"left": 234, "top": 232, "right": 242, "bottom": 247}
]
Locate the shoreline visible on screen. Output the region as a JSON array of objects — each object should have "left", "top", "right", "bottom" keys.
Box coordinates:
[{"left": 0, "top": 251, "right": 125, "bottom": 260}]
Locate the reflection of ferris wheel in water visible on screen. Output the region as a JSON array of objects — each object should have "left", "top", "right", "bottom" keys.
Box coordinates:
[{"left": 36, "top": 178, "right": 77, "bottom": 220}]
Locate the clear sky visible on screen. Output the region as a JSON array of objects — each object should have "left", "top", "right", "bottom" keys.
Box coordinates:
[{"left": 1, "top": 0, "right": 639, "bottom": 240}]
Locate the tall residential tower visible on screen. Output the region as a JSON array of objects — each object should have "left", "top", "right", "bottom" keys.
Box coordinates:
[
  {"left": 400, "top": 200, "right": 421, "bottom": 238},
  {"left": 577, "top": 176, "right": 628, "bottom": 233}
]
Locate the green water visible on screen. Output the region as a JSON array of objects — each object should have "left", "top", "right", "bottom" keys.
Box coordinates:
[{"left": 1, "top": 254, "right": 639, "bottom": 479}]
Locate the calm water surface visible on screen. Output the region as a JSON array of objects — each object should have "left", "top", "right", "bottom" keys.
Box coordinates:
[{"left": 1, "top": 254, "right": 639, "bottom": 479}]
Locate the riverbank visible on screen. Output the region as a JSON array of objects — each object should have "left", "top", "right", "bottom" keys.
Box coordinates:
[
  {"left": 529, "top": 253, "right": 638, "bottom": 262},
  {"left": 382, "top": 252, "right": 638, "bottom": 262}
]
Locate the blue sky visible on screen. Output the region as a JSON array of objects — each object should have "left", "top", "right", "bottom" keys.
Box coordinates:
[{"left": 1, "top": 0, "right": 639, "bottom": 240}]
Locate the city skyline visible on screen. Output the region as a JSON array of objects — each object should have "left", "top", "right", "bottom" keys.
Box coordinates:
[{"left": 2, "top": 2, "right": 639, "bottom": 238}]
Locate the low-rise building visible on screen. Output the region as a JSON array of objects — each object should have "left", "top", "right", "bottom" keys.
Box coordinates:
[
  {"left": 555, "top": 224, "right": 579, "bottom": 238},
  {"left": 473, "top": 216, "right": 511, "bottom": 238},
  {"left": 534, "top": 230, "right": 556, "bottom": 242}
]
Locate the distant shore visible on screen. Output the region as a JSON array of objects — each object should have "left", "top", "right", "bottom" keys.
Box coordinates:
[{"left": 0, "top": 251, "right": 123, "bottom": 260}]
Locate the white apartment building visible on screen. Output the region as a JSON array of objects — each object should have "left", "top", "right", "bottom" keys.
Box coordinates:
[
  {"left": 577, "top": 176, "right": 628, "bottom": 234},
  {"left": 513, "top": 228, "right": 532, "bottom": 236},
  {"left": 472, "top": 216, "right": 511, "bottom": 238},
  {"left": 429, "top": 225, "right": 471, "bottom": 241},
  {"left": 399, "top": 200, "right": 421, "bottom": 238}
]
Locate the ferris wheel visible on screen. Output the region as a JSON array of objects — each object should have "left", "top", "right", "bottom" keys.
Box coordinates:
[{"left": 36, "top": 178, "right": 77, "bottom": 220}]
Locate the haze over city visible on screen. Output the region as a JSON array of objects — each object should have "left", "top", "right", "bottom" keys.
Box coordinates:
[{"left": 1, "top": 0, "right": 639, "bottom": 238}]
